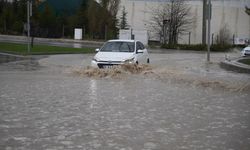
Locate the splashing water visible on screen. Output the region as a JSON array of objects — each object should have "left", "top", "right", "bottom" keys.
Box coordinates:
[
  {"left": 72, "top": 64, "right": 153, "bottom": 78},
  {"left": 71, "top": 63, "right": 250, "bottom": 92}
]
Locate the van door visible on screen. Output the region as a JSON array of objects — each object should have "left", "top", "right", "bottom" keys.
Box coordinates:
[{"left": 136, "top": 42, "right": 144, "bottom": 64}]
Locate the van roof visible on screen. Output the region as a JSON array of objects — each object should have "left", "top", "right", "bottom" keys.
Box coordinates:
[{"left": 108, "top": 39, "right": 137, "bottom": 42}]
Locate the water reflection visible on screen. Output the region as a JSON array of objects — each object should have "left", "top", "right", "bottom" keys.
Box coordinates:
[
  {"left": 205, "top": 62, "right": 211, "bottom": 72},
  {"left": 89, "top": 79, "right": 97, "bottom": 109}
]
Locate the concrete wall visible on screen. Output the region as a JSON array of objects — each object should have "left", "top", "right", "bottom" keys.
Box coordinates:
[{"left": 118, "top": 0, "right": 250, "bottom": 44}]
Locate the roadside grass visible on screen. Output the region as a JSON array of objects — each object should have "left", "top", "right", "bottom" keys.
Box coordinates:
[
  {"left": 238, "top": 58, "right": 250, "bottom": 65},
  {"left": 0, "top": 42, "right": 95, "bottom": 55}
]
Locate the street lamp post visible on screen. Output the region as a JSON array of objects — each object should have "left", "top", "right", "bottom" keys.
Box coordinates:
[
  {"left": 202, "top": 0, "right": 207, "bottom": 45},
  {"left": 27, "top": 0, "right": 32, "bottom": 53},
  {"left": 207, "top": 0, "right": 211, "bottom": 62},
  {"left": 163, "top": 19, "right": 170, "bottom": 44}
]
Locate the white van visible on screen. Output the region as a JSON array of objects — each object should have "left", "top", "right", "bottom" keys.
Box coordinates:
[{"left": 91, "top": 39, "right": 150, "bottom": 68}]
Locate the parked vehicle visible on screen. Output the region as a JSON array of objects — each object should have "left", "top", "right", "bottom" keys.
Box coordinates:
[
  {"left": 241, "top": 46, "right": 250, "bottom": 57},
  {"left": 91, "top": 39, "right": 150, "bottom": 68}
]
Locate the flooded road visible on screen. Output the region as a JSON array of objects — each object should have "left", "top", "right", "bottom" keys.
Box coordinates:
[{"left": 0, "top": 51, "right": 250, "bottom": 150}]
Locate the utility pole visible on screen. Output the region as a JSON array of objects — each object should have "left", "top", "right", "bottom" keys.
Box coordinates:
[
  {"left": 202, "top": 0, "right": 207, "bottom": 45},
  {"left": 188, "top": 32, "right": 191, "bottom": 45},
  {"left": 163, "top": 19, "right": 169, "bottom": 45},
  {"left": 104, "top": 25, "right": 107, "bottom": 40},
  {"left": 27, "top": 0, "right": 32, "bottom": 53},
  {"left": 62, "top": 24, "right": 65, "bottom": 38},
  {"left": 207, "top": 0, "right": 211, "bottom": 62},
  {"left": 169, "top": 0, "right": 173, "bottom": 44},
  {"left": 83, "top": 25, "right": 85, "bottom": 39}
]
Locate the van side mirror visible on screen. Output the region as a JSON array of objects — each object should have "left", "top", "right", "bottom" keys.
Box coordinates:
[
  {"left": 137, "top": 49, "right": 143, "bottom": 53},
  {"left": 95, "top": 48, "right": 100, "bottom": 52}
]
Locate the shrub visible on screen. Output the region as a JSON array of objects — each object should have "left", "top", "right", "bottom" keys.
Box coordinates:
[
  {"left": 210, "top": 44, "right": 232, "bottom": 52},
  {"left": 161, "top": 44, "right": 177, "bottom": 49},
  {"left": 161, "top": 44, "right": 233, "bottom": 52},
  {"left": 178, "top": 44, "right": 206, "bottom": 51}
]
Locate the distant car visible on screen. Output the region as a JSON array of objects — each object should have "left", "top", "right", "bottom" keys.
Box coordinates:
[
  {"left": 241, "top": 46, "right": 250, "bottom": 57},
  {"left": 91, "top": 39, "right": 150, "bottom": 68}
]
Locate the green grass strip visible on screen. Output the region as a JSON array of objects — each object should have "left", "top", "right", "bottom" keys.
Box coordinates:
[
  {"left": 0, "top": 42, "right": 95, "bottom": 55},
  {"left": 238, "top": 58, "right": 250, "bottom": 65}
]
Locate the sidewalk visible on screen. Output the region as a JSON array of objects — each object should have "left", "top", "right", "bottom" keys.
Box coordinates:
[{"left": 0, "top": 34, "right": 104, "bottom": 46}]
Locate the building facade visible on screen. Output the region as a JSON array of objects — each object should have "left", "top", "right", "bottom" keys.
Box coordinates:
[{"left": 118, "top": 0, "right": 250, "bottom": 44}]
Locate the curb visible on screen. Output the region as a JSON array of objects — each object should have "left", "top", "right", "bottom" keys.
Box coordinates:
[
  {"left": 220, "top": 57, "right": 250, "bottom": 74},
  {"left": 0, "top": 52, "right": 30, "bottom": 64}
]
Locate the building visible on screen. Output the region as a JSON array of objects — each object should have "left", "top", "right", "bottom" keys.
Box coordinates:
[{"left": 118, "top": 0, "right": 250, "bottom": 44}]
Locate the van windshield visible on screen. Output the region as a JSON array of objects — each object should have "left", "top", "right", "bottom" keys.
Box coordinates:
[{"left": 100, "top": 42, "right": 135, "bottom": 52}]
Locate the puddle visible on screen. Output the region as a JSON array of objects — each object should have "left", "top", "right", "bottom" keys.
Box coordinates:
[
  {"left": 0, "top": 59, "right": 41, "bottom": 71},
  {"left": 183, "top": 78, "right": 250, "bottom": 92},
  {"left": 151, "top": 68, "right": 250, "bottom": 92}
]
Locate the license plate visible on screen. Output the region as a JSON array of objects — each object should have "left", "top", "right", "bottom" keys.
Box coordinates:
[{"left": 103, "top": 65, "right": 113, "bottom": 69}]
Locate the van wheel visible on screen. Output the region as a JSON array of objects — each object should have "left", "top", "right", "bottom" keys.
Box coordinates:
[{"left": 147, "top": 58, "right": 150, "bottom": 64}]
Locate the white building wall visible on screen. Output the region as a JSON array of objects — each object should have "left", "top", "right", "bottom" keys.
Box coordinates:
[{"left": 118, "top": 0, "right": 250, "bottom": 44}]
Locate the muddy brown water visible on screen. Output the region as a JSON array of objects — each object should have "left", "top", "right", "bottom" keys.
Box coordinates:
[
  {"left": 0, "top": 52, "right": 250, "bottom": 150},
  {"left": 71, "top": 63, "right": 250, "bottom": 92}
]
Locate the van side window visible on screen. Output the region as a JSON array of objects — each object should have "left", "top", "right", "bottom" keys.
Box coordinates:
[
  {"left": 139, "top": 42, "right": 145, "bottom": 49},
  {"left": 136, "top": 42, "right": 141, "bottom": 50}
]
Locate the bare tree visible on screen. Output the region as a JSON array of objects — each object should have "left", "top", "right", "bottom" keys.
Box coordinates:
[
  {"left": 216, "top": 24, "right": 231, "bottom": 45},
  {"left": 148, "top": 0, "right": 193, "bottom": 45}
]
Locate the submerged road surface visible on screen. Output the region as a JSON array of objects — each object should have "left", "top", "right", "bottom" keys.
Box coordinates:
[{"left": 0, "top": 51, "right": 250, "bottom": 150}]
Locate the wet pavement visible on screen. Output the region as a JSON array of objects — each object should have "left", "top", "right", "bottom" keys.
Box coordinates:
[
  {"left": 0, "top": 35, "right": 103, "bottom": 48},
  {"left": 0, "top": 50, "right": 250, "bottom": 150}
]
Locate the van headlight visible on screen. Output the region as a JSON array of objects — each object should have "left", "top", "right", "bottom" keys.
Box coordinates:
[{"left": 124, "top": 57, "right": 135, "bottom": 64}]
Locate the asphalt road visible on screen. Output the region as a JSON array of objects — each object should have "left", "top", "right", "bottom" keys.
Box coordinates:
[{"left": 0, "top": 51, "right": 250, "bottom": 150}]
